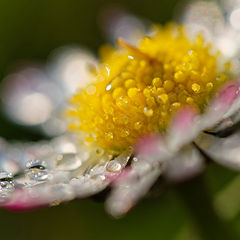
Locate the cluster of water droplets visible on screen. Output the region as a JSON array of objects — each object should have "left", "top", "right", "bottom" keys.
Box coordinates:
[
  {"left": 0, "top": 171, "right": 14, "bottom": 203},
  {"left": 0, "top": 134, "right": 132, "bottom": 208}
]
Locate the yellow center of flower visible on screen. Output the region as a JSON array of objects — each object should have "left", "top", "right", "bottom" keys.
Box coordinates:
[{"left": 67, "top": 24, "right": 229, "bottom": 153}]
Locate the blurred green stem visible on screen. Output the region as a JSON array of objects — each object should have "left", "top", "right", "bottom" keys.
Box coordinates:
[{"left": 176, "top": 174, "right": 238, "bottom": 240}]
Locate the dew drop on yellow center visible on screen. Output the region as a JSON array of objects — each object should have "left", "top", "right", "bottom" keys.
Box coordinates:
[{"left": 67, "top": 24, "right": 229, "bottom": 153}]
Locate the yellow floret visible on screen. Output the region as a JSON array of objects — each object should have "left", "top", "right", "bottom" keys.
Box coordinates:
[
  {"left": 192, "top": 83, "right": 201, "bottom": 93},
  {"left": 67, "top": 23, "right": 230, "bottom": 153}
]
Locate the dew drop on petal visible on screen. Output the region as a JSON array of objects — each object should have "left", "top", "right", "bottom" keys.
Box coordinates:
[
  {"left": 26, "top": 168, "right": 48, "bottom": 182},
  {"left": 26, "top": 159, "right": 47, "bottom": 170},
  {"left": 91, "top": 174, "right": 106, "bottom": 181},
  {"left": 0, "top": 171, "right": 15, "bottom": 203},
  {"left": 0, "top": 171, "right": 13, "bottom": 182},
  {"left": 96, "top": 148, "right": 105, "bottom": 156},
  {"left": 25, "top": 160, "right": 48, "bottom": 182},
  {"left": 56, "top": 153, "right": 82, "bottom": 171},
  {"left": 106, "top": 160, "right": 122, "bottom": 172},
  {"left": 0, "top": 180, "right": 15, "bottom": 192}
]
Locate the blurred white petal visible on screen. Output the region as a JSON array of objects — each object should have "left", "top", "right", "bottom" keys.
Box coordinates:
[
  {"left": 178, "top": 1, "right": 224, "bottom": 40},
  {"left": 196, "top": 133, "right": 240, "bottom": 171},
  {"left": 106, "top": 161, "right": 162, "bottom": 217},
  {"left": 99, "top": 5, "right": 146, "bottom": 45},
  {"left": 48, "top": 47, "right": 97, "bottom": 95},
  {"left": 0, "top": 67, "right": 61, "bottom": 126},
  {"left": 164, "top": 145, "right": 205, "bottom": 182}
]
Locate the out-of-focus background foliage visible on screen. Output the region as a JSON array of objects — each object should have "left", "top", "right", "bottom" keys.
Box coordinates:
[{"left": 1, "top": 0, "right": 240, "bottom": 239}]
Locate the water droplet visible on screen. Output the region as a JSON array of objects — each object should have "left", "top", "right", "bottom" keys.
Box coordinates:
[
  {"left": 0, "top": 171, "right": 13, "bottom": 182},
  {"left": 105, "top": 132, "right": 113, "bottom": 141},
  {"left": 106, "top": 160, "right": 122, "bottom": 172},
  {"left": 144, "top": 107, "right": 153, "bottom": 117},
  {"left": 57, "top": 153, "right": 82, "bottom": 171},
  {"left": 132, "top": 157, "right": 138, "bottom": 162},
  {"left": 96, "top": 148, "right": 104, "bottom": 156},
  {"left": 0, "top": 171, "right": 15, "bottom": 202},
  {"left": 26, "top": 168, "right": 48, "bottom": 182},
  {"left": 134, "top": 121, "right": 143, "bottom": 130},
  {"left": 106, "top": 84, "right": 112, "bottom": 91},
  {"left": 25, "top": 160, "right": 48, "bottom": 182},
  {"left": 0, "top": 180, "right": 14, "bottom": 191},
  {"left": 26, "top": 159, "right": 47, "bottom": 170},
  {"left": 91, "top": 174, "right": 106, "bottom": 181}
]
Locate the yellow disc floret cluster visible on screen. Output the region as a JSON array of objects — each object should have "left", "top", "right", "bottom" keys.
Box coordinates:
[{"left": 67, "top": 24, "right": 229, "bottom": 153}]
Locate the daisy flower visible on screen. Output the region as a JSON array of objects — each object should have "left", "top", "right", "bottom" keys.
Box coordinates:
[{"left": 0, "top": 19, "right": 240, "bottom": 219}]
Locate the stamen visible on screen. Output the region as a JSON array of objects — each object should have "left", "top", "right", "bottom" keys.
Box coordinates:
[
  {"left": 67, "top": 24, "right": 230, "bottom": 153},
  {"left": 117, "top": 38, "right": 162, "bottom": 65}
]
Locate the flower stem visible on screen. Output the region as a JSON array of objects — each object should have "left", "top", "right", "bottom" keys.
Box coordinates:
[{"left": 176, "top": 174, "right": 239, "bottom": 240}]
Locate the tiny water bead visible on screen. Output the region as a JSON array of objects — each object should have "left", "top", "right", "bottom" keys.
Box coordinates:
[
  {"left": 106, "top": 160, "right": 122, "bottom": 172},
  {"left": 25, "top": 160, "right": 48, "bottom": 182},
  {"left": 0, "top": 171, "right": 14, "bottom": 182},
  {"left": 0, "top": 171, "right": 15, "bottom": 202},
  {"left": 26, "top": 159, "right": 47, "bottom": 170},
  {"left": 0, "top": 180, "right": 14, "bottom": 191},
  {"left": 56, "top": 153, "right": 82, "bottom": 171},
  {"left": 67, "top": 24, "right": 230, "bottom": 153}
]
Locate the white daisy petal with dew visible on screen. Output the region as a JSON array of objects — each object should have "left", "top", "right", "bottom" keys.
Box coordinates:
[{"left": 0, "top": 135, "right": 132, "bottom": 211}]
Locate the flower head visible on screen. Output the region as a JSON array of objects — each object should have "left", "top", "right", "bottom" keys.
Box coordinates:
[{"left": 1, "top": 19, "right": 240, "bottom": 218}]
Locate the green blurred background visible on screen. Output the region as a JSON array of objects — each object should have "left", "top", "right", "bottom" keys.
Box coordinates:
[{"left": 1, "top": 0, "right": 240, "bottom": 239}]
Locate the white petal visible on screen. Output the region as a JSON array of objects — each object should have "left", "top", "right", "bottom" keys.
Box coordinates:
[
  {"left": 222, "top": 96, "right": 240, "bottom": 120},
  {"left": 179, "top": 0, "right": 224, "bottom": 40},
  {"left": 0, "top": 135, "right": 131, "bottom": 209},
  {"left": 99, "top": 7, "right": 146, "bottom": 45},
  {"left": 48, "top": 47, "right": 98, "bottom": 95},
  {"left": 106, "top": 160, "right": 162, "bottom": 217},
  {"left": 195, "top": 133, "right": 240, "bottom": 171},
  {"left": 164, "top": 145, "right": 205, "bottom": 182}
]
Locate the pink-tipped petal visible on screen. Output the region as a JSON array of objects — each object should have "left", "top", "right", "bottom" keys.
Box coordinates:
[
  {"left": 135, "top": 134, "right": 171, "bottom": 165},
  {"left": 106, "top": 164, "right": 161, "bottom": 217},
  {"left": 135, "top": 134, "right": 162, "bottom": 155},
  {"left": 3, "top": 188, "right": 47, "bottom": 211},
  {"left": 200, "top": 82, "right": 240, "bottom": 130},
  {"left": 106, "top": 142, "right": 167, "bottom": 217},
  {"left": 167, "top": 106, "right": 199, "bottom": 152},
  {"left": 215, "top": 83, "right": 239, "bottom": 107},
  {"left": 172, "top": 106, "right": 197, "bottom": 130}
]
